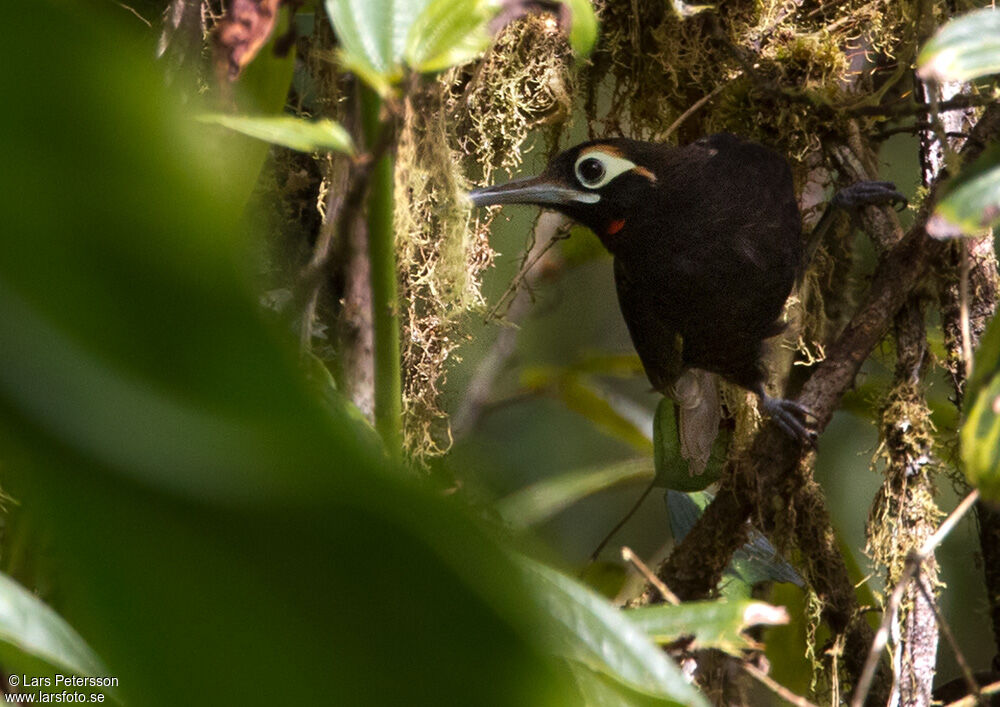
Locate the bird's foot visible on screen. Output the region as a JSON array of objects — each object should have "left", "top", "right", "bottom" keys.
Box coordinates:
[
  {"left": 760, "top": 395, "right": 818, "bottom": 445},
  {"left": 832, "top": 181, "right": 908, "bottom": 212}
]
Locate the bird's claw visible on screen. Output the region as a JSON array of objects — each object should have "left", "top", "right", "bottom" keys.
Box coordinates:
[
  {"left": 761, "top": 395, "right": 818, "bottom": 446},
  {"left": 832, "top": 180, "right": 908, "bottom": 212}
]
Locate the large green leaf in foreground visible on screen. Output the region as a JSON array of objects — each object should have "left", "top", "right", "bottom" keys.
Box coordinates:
[
  {"left": 518, "top": 556, "right": 708, "bottom": 706},
  {"left": 0, "top": 5, "right": 578, "bottom": 706},
  {"left": 0, "top": 572, "right": 115, "bottom": 701}
]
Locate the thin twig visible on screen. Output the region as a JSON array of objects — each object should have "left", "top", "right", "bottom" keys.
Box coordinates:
[
  {"left": 960, "top": 238, "right": 974, "bottom": 379},
  {"left": 742, "top": 663, "right": 821, "bottom": 707},
  {"left": 659, "top": 82, "right": 732, "bottom": 141},
  {"left": 453, "top": 212, "right": 568, "bottom": 437},
  {"left": 485, "top": 226, "right": 571, "bottom": 322},
  {"left": 851, "top": 489, "right": 981, "bottom": 707},
  {"left": 944, "top": 679, "right": 1000, "bottom": 707},
  {"left": 116, "top": 2, "right": 152, "bottom": 26},
  {"left": 622, "top": 547, "right": 680, "bottom": 605}
]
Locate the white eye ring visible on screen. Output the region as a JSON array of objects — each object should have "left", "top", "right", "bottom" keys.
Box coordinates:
[{"left": 574, "top": 151, "right": 639, "bottom": 189}]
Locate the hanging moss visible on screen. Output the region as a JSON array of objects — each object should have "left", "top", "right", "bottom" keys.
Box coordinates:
[
  {"left": 393, "top": 16, "right": 575, "bottom": 461},
  {"left": 867, "top": 382, "right": 943, "bottom": 583}
]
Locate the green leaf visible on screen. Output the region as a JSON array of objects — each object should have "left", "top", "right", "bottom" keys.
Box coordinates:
[
  {"left": 405, "top": 0, "right": 495, "bottom": 73},
  {"left": 562, "top": 0, "right": 599, "bottom": 57},
  {"left": 324, "top": 0, "right": 426, "bottom": 83},
  {"left": 198, "top": 115, "right": 356, "bottom": 155},
  {"left": 522, "top": 367, "right": 653, "bottom": 453},
  {"left": 917, "top": 8, "right": 1000, "bottom": 83},
  {"left": 517, "top": 555, "right": 709, "bottom": 706},
  {"left": 497, "top": 458, "right": 654, "bottom": 528},
  {"left": 0, "top": 572, "right": 115, "bottom": 699},
  {"left": 966, "top": 312, "right": 1000, "bottom": 413},
  {"left": 567, "top": 662, "right": 684, "bottom": 706},
  {"left": 927, "top": 162, "right": 1000, "bottom": 238},
  {"left": 961, "top": 372, "right": 1000, "bottom": 501},
  {"left": 0, "top": 6, "right": 582, "bottom": 705},
  {"left": 327, "top": 0, "right": 598, "bottom": 89},
  {"left": 653, "top": 398, "right": 724, "bottom": 491},
  {"left": 627, "top": 599, "right": 789, "bottom": 656}
]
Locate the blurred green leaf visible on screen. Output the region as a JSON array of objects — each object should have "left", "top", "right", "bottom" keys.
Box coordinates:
[
  {"left": 405, "top": 0, "right": 495, "bottom": 73},
  {"left": 522, "top": 367, "right": 652, "bottom": 453},
  {"left": 653, "top": 399, "right": 724, "bottom": 491},
  {"left": 0, "top": 5, "right": 584, "bottom": 705},
  {"left": 0, "top": 572, "right": 115, "bottom": 700},
  {"left": 567, "top": 662, "right": 682, "bottom": 706},
  {"left": 927, "top": 162, "right": 1000, "bottom": 238},
  {"left": 562, "top": 0, "right": 598, "bottom": 56},
  {"left": 517, "top": 556, "right": 709, "bottom": 706},
  {"left": 324, "top": 0, "right": 423, "bottom": 84},
  {"left": 566, "top": 351, "right": 645, "bottom": 378},
  {"left": 967, "top": 312, "right": 1000, "bottom": 413},
  {"left": 224, "top": 7, "right": 299, "bottom": 204},
  {"left": 579, "top": 562, "right": 630, "bottom": 599},
  {"left": 559, "top": 226, "right": 609, "bottom": 266},
  {"left": 627, "top": 599, "right": 788, "bottom": 655},
  {"left": 199, "top": 115, "right": 356, "bottom": 155},
  {"left": 497, "top": 458, "right": 654, "bottom": 528},
  {"left": 961, "top": 373, "right": 1000, "bottom": 501},
  {"left": 917, "top": 8, "right": 1000, "bottom": 83}
]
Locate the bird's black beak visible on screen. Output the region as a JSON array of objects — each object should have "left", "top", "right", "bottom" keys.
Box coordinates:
[{"left": 467, "top": 176, "right": 599, "bottom": 208}]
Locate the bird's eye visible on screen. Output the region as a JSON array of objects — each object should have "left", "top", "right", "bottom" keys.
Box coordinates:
[
  {"left": 573, "top": 150, "right": 640, "bottom": 191},
  {"left": 576, "top": 157, "right": 606, "bottom": 186}
]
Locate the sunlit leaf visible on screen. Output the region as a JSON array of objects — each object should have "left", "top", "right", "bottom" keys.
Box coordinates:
[
  {"left": 199, "top": 115, "right": 356, "bottom": 155},
  {"left": 517, "top": 556, "right": 709, "bottom": 706},
  {"left": 627, "top": 599, "right": 788, "bottom": 656},
  {"left": 961, "top": 373, "right": 1000, "bottom": 502},
  {"left": 561, "top": 0, "right": 598, "bottom": 56},
  {"left": 917, "top": 8, "right": 1000, "bottom": 83},
  {"left": 0, "top": 572, "right": 115, "bottom": 700},
  {"left": 497, "top": 458, "right": 654, "bottom": 528},
  {"left": 326, "top": 0, "right": 598, "bottom": 89},
  {"left": 324, "top": 0, "right": 424, "bottom": 81},
  {"left": 405, "top": 0, "right": 495, "bottom": 73}
]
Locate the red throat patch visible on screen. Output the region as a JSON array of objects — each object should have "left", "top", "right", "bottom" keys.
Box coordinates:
[{"left": 606, "top": 219, "right": 626, "bottom": 235}]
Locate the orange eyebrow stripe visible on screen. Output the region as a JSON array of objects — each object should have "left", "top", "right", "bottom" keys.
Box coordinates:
[
  {"left": 632, "top": 166, "right": 657, "bottom": 182},
  {"left": 606, "top": 219, "right": 626, "bottom": 235},
  {"left": 580, "top": 144, "right": 624, "bottom": 158}
]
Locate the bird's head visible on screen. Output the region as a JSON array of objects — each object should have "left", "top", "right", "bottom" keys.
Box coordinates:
[{"left": 467, "top": 139, "right": 663, "bottom": 247}]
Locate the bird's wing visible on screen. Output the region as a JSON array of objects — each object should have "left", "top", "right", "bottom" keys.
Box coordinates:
[{"left": 613, "top": 258, "right": 683, "bottom": 393}]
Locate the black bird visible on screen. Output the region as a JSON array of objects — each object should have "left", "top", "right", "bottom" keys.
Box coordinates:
[{"left": 468, "top": 133, "right": 901, "bottom": 442}]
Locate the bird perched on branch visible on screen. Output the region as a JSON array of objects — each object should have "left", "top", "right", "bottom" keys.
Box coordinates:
[{"left": 468, "top": 133, "right": 903, "bottom": 443}]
